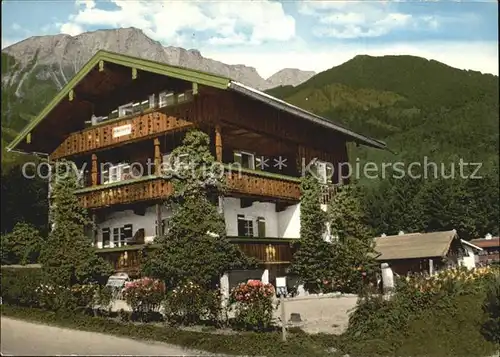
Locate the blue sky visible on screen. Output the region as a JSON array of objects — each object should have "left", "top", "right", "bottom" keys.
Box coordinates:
[{"left": 2, "top": 0, "right": 498, "bottom": 78}]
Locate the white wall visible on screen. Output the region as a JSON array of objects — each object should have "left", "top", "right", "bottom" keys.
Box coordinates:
[
  {"left": 460, "top": 245, "right": 477, "bottom": 269},
  {"left": 223, "top": 197, "right": 301, "bottom": 238},
  {"left": 96, "top": 205, "right": 172, "bottom": 248},
  {"left": 277, "top": 203, "right": 301, "bottom": 238}
]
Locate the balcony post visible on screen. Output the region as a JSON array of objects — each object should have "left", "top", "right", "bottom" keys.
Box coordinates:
[
  {"left": 91, "top": 154, "right": 98, "bottom": 186},
  {"left": 154, "top": 138, "right": 161, "bottom": 176},
  {"left": 215, "top": 125, "right": 222, "bottom": 162},
  {"left": 215, "top": 125, "right": 224, "bottom": 215}
]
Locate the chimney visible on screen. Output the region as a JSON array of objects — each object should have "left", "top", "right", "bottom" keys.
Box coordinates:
[
  {"left": 485, "top": 233, "right": 492, "bottom": 240},
  {"left": 398, "top": 231, "right": 405, "bottom": 236}
]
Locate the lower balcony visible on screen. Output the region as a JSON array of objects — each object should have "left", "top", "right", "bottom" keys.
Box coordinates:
[
  {"left": 76, "top": 169, "right": 302, "bottom": 209},
  {"left": 95, "top": 238, "right": 299, "bottom": 277}
]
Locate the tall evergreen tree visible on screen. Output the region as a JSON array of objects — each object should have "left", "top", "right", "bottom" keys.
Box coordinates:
[
  {"left": 39, "top": 160, "right": 112, "bottom": 286},
  {"left": 142, "top": 130, "right": 255, "bottom": 289},
  {"left": 289, "top": 173, "right": 333, "bottom": 293}
]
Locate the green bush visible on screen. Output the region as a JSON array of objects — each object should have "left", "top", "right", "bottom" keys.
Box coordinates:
[
  {"left": 1, "top": 266, "right": 43, "bottom": 307},
  {"left": 1, "top": 223, "right": 44, "bottom": 265},
  {"left": 163, "top": 281, "right": 222, "bottom": 326},
  {"left": 481, "top": 274, "right": 500, "bottom": 344},
  {"left": 340, "top": 266, "right": 500, "bottom": 357},
  {"left": 230, "top": 280, "right": 277, "bottom": 331}
]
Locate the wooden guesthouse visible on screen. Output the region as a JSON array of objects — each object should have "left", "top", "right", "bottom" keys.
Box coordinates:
[{"left": 7, "top": 50, "right": 386, "bottom": 281}]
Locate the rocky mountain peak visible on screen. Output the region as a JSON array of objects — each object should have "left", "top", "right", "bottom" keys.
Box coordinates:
[{"left": 2, "top": 27, "right": 315, "bottom": 91}]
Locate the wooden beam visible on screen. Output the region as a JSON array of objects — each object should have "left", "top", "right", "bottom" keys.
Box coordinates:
[
  {"left": 69, "top": 89, "right": 74, "bottom": 101},
  {"left": 154, "top": 137, "right": 161, "bottom": 176},
  {"left": 91, "top": 154, "right": 98, "bottom": 186},
  {"left": 26, "top": 132, "right": 31, "bottom": 144},
  {"left": 156, "top": 203, "right": 162, "bottom": 237},
  {"left": 132, "top": 67, "right": 138, "bottom": 80},
  {"left": 99, "top": 60, "right": 105, "bottom": 72},
  {"left": 215, "top": 125, "right": 222, "bottom": 162},
  {"left": 192, "top": 82, "right": 198, "bottom": 95}
]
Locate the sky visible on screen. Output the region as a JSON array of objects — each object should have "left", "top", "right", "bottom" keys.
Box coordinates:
[{"left": 1, "top": 0, "right": 498, "bottom": 79}]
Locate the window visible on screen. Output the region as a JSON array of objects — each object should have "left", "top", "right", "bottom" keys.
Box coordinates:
[
  {"left": 112, "top": 228, "right": 120, "bottom": 247},
  {"left": 155, "top": 218, "right": 169, "bottom": 236},
  {"left": 102, "top": 163, "right": 132, "bottom": 184},
  {"left": 311, "top": 160, "right": 333, "bottom": 184},
  {"left": 162, "top": 153, "right": 189, "bottom": 174},
  {"left": 237, "top": 214, "right": 254, "bottom": 237},
  {"left": 159, "top": 91, "right": 175, "bottom": 107},
  {"left": 257, "top": 217, "right": 266, "bottom": 238},
  {"left": 122, "top": 224, "right": 133, "bottom": 243},
  {"left": 234, "top": 151, "right": 255, "bottom": 170},
  {"left": 102, "top": 228, "right": 110, "bottom": 248},
  {"left": 118, "top": 102, "right": 134, "bottom": 117}
]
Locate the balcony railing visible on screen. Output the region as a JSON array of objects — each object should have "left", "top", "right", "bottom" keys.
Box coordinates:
[
  {"left": 76, "top": 169, "right": 303, "bottom": 209},
  {"left": 96, "top": 238, "right": 299, "bottom": 276}
]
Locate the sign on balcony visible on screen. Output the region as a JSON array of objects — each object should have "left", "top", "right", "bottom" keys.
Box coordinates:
[{"left": 112, "top": 124, "right": 132, "bottom": 138}]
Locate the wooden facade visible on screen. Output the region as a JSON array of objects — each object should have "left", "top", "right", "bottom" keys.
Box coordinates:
[
  {"left": 97, "top": 239, "right": 298, "bottom": 277},
  {"left": 6, "top": 52, "right": 384, "bottom": 276}
]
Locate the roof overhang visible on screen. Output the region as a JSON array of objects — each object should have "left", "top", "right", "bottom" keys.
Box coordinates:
[
  {"left": 7, "top": 50, "right": 388, "bottom": 155},
  {"left": 228, "top": 81, "right": 387, "bottom": 150}
]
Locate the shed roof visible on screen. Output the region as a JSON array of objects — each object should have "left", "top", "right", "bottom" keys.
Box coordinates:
[
  {"left": 373, "top": 230, "right": 458, "bottom": 261},
  {"left": 7, "top": 50, "right": 387, "bottom": 154}
]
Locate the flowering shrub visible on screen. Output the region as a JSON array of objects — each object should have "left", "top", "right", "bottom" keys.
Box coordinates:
[
  {"left": 122, "top": 277, "right": 165, "bottom": 320},
  {"left": 70, "top": 284, "right": 99, "bottom": 310},
  {"left": 229, "top": 280, "right": 276, "bottom": 331},
  {"left": 35, "top": 283, "right": 74, "bottom": 311},
  {"left": 163, "top": 281, "right": 222, "bottom": 326}
]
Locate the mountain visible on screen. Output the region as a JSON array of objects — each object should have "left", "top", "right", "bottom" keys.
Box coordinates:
[
  {"left": 266, "top": 68, "right": 316, "bottom": 89},
  {"left": 0, "top": 27, "right": 315, "bottom": 167},
  {"left": 266, "top": 55, "right": 499, "bottom": 177}
]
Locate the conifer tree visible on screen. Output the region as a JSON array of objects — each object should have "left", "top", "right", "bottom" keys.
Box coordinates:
[
  {"left": 39, "top": 160, "right": 112, "bottom": 286},
  {"left": 142, "top": 130, "right": 256, "bottom": 289},
  {"left": 289, "top": 173, "right": 333, "bottom": 293}
]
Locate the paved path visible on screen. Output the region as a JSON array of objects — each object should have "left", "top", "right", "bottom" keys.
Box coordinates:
[{"left": 1, "top": 317, "right": 214, "bottom": 356}]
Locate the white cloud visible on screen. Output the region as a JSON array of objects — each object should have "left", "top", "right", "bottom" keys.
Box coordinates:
[
  {"left": 203, "top": 41, "right": 498, "bottom": 79},
  {"left": 60, "top": 22, "right": 85, "bottom": 36},
  {"left": 11, "top": 23, "right": 21, "bottom": 31},
  {"left": 299, "top": 1, "right": 438, "bottom": 39},
  {"left": 61, "top": 0, "right": 295, "bottom": 46}
]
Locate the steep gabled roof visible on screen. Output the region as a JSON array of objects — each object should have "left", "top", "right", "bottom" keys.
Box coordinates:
[{"left": 7, "top": 50, "right": 387, "bottom": 154}]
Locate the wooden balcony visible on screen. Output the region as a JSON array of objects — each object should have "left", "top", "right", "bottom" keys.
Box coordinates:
[
  {"left": 76, "top": 176, "right": 173, "bottom": 209},
  {"left": 229, "top": 237, "right": 299, "bottom": 264},
  {"left": 226, "top": 168, "right": 301, "bottom": 202},
  {"left": 76, "top": 169, "right": 301, "bottom": 209},
  {"left": 50, "top": 109, "right": 194, "bottom": 159},
  {"left": 96, "top": 238, "right": 298, "bottom": 277}
]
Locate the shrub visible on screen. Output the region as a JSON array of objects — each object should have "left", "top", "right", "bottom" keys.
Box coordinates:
[
  {"left": 36, "top": 283, "right": 76, "bottom": 311},
  {"left": 163, "top": 281, "right": 223, "bottom": 326},
  {"left": 481, "top": 274, "right": 500, "bottom": 344},
  {"left": 341, "top": 266, "right": 500, "bottom": 357},
  {"left": 122, "top": 277, "right": 165, "bottom": 321},
  {"left": 1, "top": 267, "right": 43, "bottom": 307},
  {"left": 1, "top": 223, "right": 44, "bottom": 265},
  {"left": 230, "top": 280, "right": 276, "bottom": 331}
]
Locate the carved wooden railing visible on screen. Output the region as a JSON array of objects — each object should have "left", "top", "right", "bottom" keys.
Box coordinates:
[
  {"left": 76, "top": 176, "right": 173, "bottom": 209},
  {"left": 96, "top": 238, "right": 299, "bottom": 276},
  {"left": 230, "top": 238, "right": 298, "bottom": 264},
  {"left": 51, "top": 110, "right": 194, "bottom": 159},
  {"left": 76, "top": 169, "right": 302, "bottom": 209},
  {"left": 226, "top": 168, "right": 301, "bottom": 202}
]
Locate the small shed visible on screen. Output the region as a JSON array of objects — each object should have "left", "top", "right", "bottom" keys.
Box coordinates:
[{"left": 373, "top": 230, "right": 467, "bottom": 275}]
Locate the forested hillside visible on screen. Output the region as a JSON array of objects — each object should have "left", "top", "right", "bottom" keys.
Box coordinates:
[
  {"left": 267, "top": 55, "right": 499, "bottom": 239},
  {"left": 267, "top": 55, "right": 499, "bottom": 172}
]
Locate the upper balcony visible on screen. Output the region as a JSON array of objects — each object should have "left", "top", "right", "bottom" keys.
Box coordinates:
[{"left": 75, "top": 168, "right": 302, "bottom": 209}]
